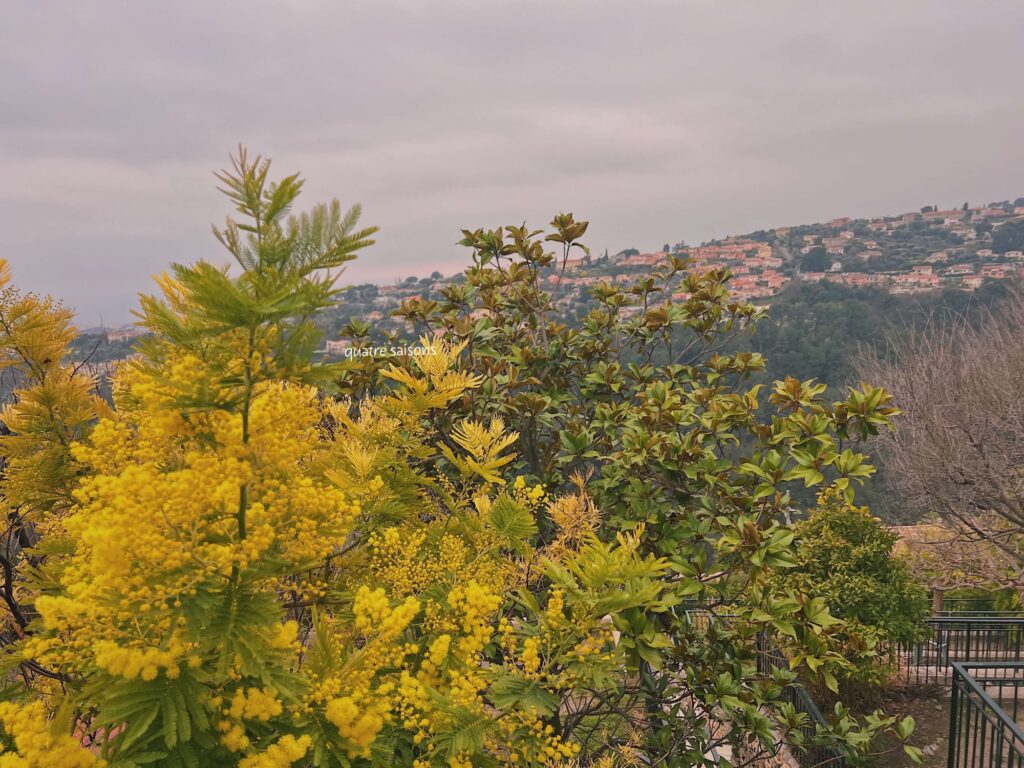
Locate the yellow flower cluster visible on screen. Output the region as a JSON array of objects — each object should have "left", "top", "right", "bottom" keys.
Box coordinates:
[
  {"left": 0, "top": 701, "right": 104, "bottom": 768},
  {"left": 31, "top": 375, "right": 359, "bottom": 681},
  {"left": 447, "top": 581, "right": 501, "bottom": 658},
  {"left": 302, "top": 588, "right": 429, "bottom": 757},
  {"left": 367, "top": 523, "right": 512, "bottom": 602},
  {"left": 217, "top": 687, "right": 285, "bottom": 752},
  {"left": 324, "top": 696, "right": 390, "bottom": 758},
  {"left": 93, "top": 638, "right": 187, "bottom": 681},
  {"left": 219, "top": 722, "right": 252, "bottom": 753},
  {"left": 396, "top": 670, "right": 431, "bottom": 733},
  {"left": 545, "top": 588, "right": 565, "bottom": 626},
  {"left": 228, "top": 688, "right": 283, "bottom": 722},
  {"left": 367, "top": 528, "right": 439, "bottom": 595},
  {"left": 426, "top": 634, "right": 451, "bottom": 672},
  {"left": 513, "top": 475, "right": 547, "bottom": 504},
  {"left": 523, "top": 716, "right": 581, "bottom": 766},
  {"left": 237, "top": 735, "right": 311, "bottom": 768},
  {"left": 354, "top": 586, "right": 421, "bottom": 639},
  {"left": 496, "top": 710, "right": 582, "bottom": 767},
  {"left": 270, "top": 620, "right": 299, "bottom": 650},
  {"left": 521, "top": 636, "right": 543, "bottom": 675}
]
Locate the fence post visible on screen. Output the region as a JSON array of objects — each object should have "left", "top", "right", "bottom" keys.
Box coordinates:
[{"left": 948, "top": 667, "right": 959, "bottom": 768}]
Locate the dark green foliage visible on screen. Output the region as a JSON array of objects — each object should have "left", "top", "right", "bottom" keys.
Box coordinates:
[
  {"left": 743, "top": 280, "right": 1013, "bottom": 390},
  {"left": 783, "top": 490, "right": 930, "bottom": 647},
  {"left": 993, "top": 219, "right": 1024, "bottom": 253},
  {"left": 800, "top": 248, "right": 830, "bottom": 272}
]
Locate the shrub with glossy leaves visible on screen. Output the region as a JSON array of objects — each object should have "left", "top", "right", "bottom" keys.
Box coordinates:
[
  {"left": 339, "top": 211, "right": 921, "bottom": 764},
  {"left": 786, "top": 489, "right": 930, "bottom": 646}
]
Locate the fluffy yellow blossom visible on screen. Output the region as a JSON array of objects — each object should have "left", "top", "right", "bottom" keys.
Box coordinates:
[
  {"left": 31, "top": 379, "right": 359, "bottom": 682},
  {"left": 545, "top": 589, "right": 565, "bottom": 626},
  {"left": 447, "top": 581, "right": 500, "bottom": 657},
  {"left": 220, "top": 723, "right": 251, "bottom": 753},
  {"left": 521, "top": 636, "right": 542, "bottom": 675},
  {"left": 325, "top": 696, "right": 389, "bottom": 757},
  {"left": 269, "top": 620, "right": 299, "bottom": 650},
  {"left": 429, "top": 634, "right": 451, "bottom": 667},
  {"left": 94, "top": 639, "right": 185, "bottom": 681},
  {"left": 0, "top": 701, "right": 105, "bottom": 768},
  {"left": 354, "top": 586, "right": 420, "bottom": 639},
  {"left": 238, "top": 735, "right": 311, "bottom": 768},
  {"left": 228, "top": 688, "right": 283, "bottom": 722}
]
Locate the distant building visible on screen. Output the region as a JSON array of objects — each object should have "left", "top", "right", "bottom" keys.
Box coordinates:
[
  {"left": 923, "top": 209, "right": 960, "bottom": 221},
  {"left": 106, "top": 327, "right": 144, "bottom": 343},
  {"left": 620, "top": 252, "right": 665, "bottom": 267},
  {"left": 981, "top": 264, "right": 1016, "bottom": 279},
  {"left": 324, "top": 339, "right": 352, "bottom": 355},
  {"left": 963, "top": 275, "right": 985, "bottom": 289},
  {"left": 944, "top": 264, "right": 974, "bottom": 276}
]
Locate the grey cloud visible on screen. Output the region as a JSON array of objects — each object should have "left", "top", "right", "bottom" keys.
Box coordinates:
[{"left": 1, "top": 0, "right": 1022, "bottom": 321}]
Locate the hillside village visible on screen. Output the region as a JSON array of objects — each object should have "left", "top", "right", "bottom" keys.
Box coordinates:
[
  {"left": 310, "top": 197, "right": 1024, "bottom": 354},
  {"left": 82, "top": 198, "right": 1024, "bottom": 359},
  {"left": 521, "top": 198, "right": 1024, "bottom": 303}
]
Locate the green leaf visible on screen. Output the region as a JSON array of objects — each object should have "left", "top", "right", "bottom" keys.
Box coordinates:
[
  {"left": 486, "top": 674, "right": 561, "bottom": 716},
  {"left": 896, "top": 715, "right": 916, "bottom": 740},
  {"left": 488, "top": 494, "right": 538, "bottom": 546},
  {"left": 903, "top": 744, "right": 924, "bottom": 763},
  {"left": 822, "top": 670, "right": 839, "bottom": 694}
]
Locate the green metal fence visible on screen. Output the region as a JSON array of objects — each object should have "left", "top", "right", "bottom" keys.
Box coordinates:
[
  {"left": 948, "top": 662, "right": 1024, "bottom": 768},
  {"left": 892, "top": 617, "right": 1024, "bottom": 685}
]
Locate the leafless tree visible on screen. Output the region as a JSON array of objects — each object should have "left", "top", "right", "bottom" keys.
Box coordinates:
[{"left": 858, "top": 288, "right": 1024, "bottom": 594}]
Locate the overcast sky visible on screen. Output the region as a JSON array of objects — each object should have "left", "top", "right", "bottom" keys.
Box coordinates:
[{"left": 2, "top": 1, "right": 1022, "bottom": 324}]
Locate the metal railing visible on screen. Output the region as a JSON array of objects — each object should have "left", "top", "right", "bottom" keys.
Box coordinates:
[
  {"left": 943, "top": 596, "right": 1022, "bottom": 614},
  {"left": 684, "top": 612, "right": 1024, "bottom": 765},
  {"left": 948, "top": 662, "right": 1024, "bottom": 768},
  {"left": 758, "top": 642, "right": 846, "bottom": 768},
  {"left": 890, "top": 617, "right": 1024, "bottom": 685}
]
